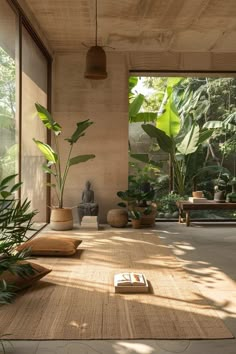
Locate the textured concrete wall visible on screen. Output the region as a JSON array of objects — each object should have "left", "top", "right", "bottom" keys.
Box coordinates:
[
  {"left": 53, "top": 52, "right": 129, "bottom": 222},
  {"left": 53, "top": 50, "right": 236, "bottom": 222}
]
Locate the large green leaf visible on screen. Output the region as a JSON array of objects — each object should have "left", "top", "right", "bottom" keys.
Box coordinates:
[
  {"left": 33, "top": 139, "right": 58, "bottom": 163},
  {"left": 130, "top": 153, "right": 161, "bottom": 168},
  {"left": 65, "top": 120, "right": 94, "bottom": 144},
  {"left": 130, "top": 112, "right": 157, "bottom": 123},
  {"left": 203, "top": 120, "right": 236, "bottom": 131},
  {"left": 177, "top": 124, "right": 199, "bottom": 155},
  {"left": 129, "top": 94, "right": 145, "bottom": 120},
  {"left": 156, "top": 99, "right": 180, "bottom": 137},
  {"left": 35, "top": 103, "right": 61, "bottom": 135},
  {"left": 10, "top": 182, "right": 22, "bottom": 193},
  {"left": 198, "top": 129, "right": 213, "bottom": 144},
  {"left": 142, "top": 124, "right": 174, "bottom": 154},
  {"left": 69, "top": 154, "right": 95, "bottom": 166},
  {"left": 0, "top": 174, "right": 17, "bottom": 190}
]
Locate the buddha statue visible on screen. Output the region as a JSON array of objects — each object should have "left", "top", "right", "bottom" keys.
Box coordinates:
[{"left": 78, "top": 181, "right": 99, "bottom": 223}]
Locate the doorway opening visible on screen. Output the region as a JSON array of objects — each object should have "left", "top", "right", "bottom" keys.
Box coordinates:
[{"left": 129, "top": 76, "right": 236, "bottom": 221}]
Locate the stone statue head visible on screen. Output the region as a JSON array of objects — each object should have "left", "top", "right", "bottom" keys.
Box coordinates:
[{"left": 85, "top": 181, "right": 91, "bottom": 190}]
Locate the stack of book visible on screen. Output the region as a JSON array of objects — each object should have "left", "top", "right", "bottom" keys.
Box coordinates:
[
  {"left": 188, "top": 197, "right": 208, "bottom": 203},
  {"left": 80, "top": 216, "right": 99, "bottom": 230},
  {"left": 114, "top": 272, "right": 149, "bottom": 293}
]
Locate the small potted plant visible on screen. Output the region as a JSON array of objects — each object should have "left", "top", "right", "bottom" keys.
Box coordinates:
[
  {"left": 117, "top": 188, "right": 156, "bottom": 227},
  {"left": 33, "top": 104, "right": 95, "bottom": 230},
  {"left": 129, "top": 210, "right": 142, "bottom": 229}
]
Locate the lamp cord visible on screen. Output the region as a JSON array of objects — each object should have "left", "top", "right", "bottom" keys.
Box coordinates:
[{"left": 95, "top": 0, "right": 98, "bottom": 46}]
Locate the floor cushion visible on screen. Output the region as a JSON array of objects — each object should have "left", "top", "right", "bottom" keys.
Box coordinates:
[
  {"left": 0, "top": 261, "right": 51, "bottom": 290},
  {"left": 17, "top": 236, "right": 82, "bottom": 256}
]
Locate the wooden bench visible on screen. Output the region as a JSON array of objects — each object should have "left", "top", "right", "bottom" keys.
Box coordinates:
[{"left": 176, "top": 200, "right": 236, "bottom": 226}]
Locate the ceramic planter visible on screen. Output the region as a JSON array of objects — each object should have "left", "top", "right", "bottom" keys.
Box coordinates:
[{"left": 50, "top": 208, "right": 73, "bottom": 230}]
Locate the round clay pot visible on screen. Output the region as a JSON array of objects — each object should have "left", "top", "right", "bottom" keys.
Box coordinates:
[
  {"left": 192, "top": 191, "right": 203, "bottom": 198},
  {"left": 107, "top": 209, "right": 128, "bottom": 228},
  {"left": 136, "top": 203, "right": 157, "bottom": 227},
  {"left": 50, "top": 208, "right": 73, "bottom": 231},
  {"left": 131, "top": 219, "right": 142, "bottom": 229}
]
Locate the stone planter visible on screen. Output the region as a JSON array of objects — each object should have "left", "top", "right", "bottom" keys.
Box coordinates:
[
  {"left": 50, "top": 208, "right": 73, "bottom": 231},
  {"left": 107, "top": 209, "right": 128, "bottom": 228}
]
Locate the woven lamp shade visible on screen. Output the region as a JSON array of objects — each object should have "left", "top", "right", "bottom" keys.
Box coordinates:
[{"left": 84, "top": 46, "right": 107, "bottom": 80}]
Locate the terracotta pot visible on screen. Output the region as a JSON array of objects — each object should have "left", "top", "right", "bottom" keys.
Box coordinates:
[
  {"left": 107, "top": 209, "right": 128, "bottom": 228},
  {"left": 50, "top": 208, "right": 73, "bottom": 231},
  {"left": 136, "top": 203, "right": 157, "bottom": 227},
  {"left": 131, "top": 219, "right": 142, "bottom": 229},
  {"left": 192, "top": 191, "right": 203, "bottom": 198}
]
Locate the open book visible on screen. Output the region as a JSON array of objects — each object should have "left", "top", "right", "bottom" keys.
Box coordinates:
[
  {"left": 114, "top": 273, "right": 149, "bottom": 293},
  {"left": 114, "top": 273, "right": 146, "bottom": 286}
]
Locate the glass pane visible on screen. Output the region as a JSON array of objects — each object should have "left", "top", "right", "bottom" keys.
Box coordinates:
[
  {"left": 0, "top": 1, "right": 17, "bottom": 182},
  {"left": 21, "top": 27, "right": 48, "bottom": 222}
]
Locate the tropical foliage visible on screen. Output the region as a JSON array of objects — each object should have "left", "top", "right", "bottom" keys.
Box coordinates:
[
  {"left": 129, "top": 76, "right": 236, "bottom": 203},
  {"left": 0, "top": 174, "right": 36, "bottom": 305}
]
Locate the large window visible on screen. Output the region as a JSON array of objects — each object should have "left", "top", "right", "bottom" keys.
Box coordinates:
[
  {"left": 0, "top": 1, "right": 17, "bottom": 182},
  {"left": 0, "top": 0, "right": 51, "bottom": 223},
  {"left": 129, "top": 76, "right": 236, "bottom": 221},
  {"left": 21, "top": 27, "right": 48, "bottom": 221}
]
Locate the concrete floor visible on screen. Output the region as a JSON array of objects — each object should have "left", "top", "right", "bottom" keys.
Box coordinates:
[{"left": 2, "top": 222, "right": 236, "bottom": 354}]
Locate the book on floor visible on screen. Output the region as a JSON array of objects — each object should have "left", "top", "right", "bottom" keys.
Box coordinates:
[{"left": 114, "top": 272, "right": 149, "bottom": 293}]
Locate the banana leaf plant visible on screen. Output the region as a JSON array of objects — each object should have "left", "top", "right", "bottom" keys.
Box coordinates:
[
  {"left": 140, "top": 79, "right": 213, "bottom": 195},
  {"left": 33, "top": 104, "right": 95, "bottom": 208}
]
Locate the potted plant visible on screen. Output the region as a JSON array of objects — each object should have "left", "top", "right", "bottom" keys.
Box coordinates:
[
  {"left": 129, "top": 210, "right": 142, "bottom": 229},
  {"left": 33, "top": 104, "right": 95, "bottom": 230},
  {"left": 117, "top": 188, "right": 156, "bottom": 227}
]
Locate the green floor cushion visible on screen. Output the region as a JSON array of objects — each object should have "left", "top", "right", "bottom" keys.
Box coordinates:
[
  {"left": 0, "top": 261, "right": 51, "bottom": 290},
  {"left": 17, "top": 236, "right": 82, "bottom": 256}
]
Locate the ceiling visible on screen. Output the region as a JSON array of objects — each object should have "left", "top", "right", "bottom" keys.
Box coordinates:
[{"left": 24, "top": 0, "right": 236, "bottom": 52}]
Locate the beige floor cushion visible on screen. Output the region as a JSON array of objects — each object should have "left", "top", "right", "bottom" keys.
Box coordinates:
[
  {"left": 0, "top": 261, "right": 51, "bottom": 290},
  {"left": 17, "top": 236, "right": 82, "bottom": 256}
]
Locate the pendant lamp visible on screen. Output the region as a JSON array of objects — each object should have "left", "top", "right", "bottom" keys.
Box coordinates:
[{"left": 84, "top": 0, "right": 107, "bottom": 79}]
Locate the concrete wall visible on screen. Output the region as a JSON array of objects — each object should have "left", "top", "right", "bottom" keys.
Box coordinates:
[
  {"left": 53, "top": 52, "right": 129, "bottom": 222},
  {"left": 53, "top": 50, "right": 236, "bottom": 222}
]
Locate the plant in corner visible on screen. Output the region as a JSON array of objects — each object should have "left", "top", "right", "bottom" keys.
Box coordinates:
[
  {"left": 0, "top": 174, "right": 37, "bottom": 305},
  {"left": 33, "top": 104, "right": 95, "bottom": 230},
  {"left": 0, "top": 174, "right": 38, "bottom": 352}
]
